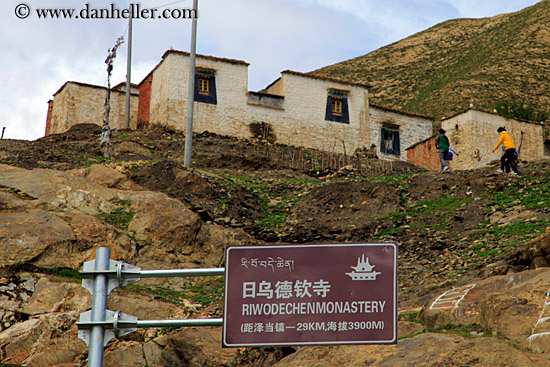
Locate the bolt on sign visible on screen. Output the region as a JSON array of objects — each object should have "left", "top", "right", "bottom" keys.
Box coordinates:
[{"left": 222, "top": 242, "right": 398, "bottom": 347}]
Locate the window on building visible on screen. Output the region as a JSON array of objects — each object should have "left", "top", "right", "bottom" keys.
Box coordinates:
[
  {"left": 197, "top": 77, "right": 209, "bottom": 95},
  {"left": 194, "top": 70, "right": 217, "bottom": 105},
  {"left": 380, "top": 124, "right": 400, "bottom": 156},
  {"left": 325, "top": 90, "right": 349, "bottom": 123},
  {"left": 332, "top": 98, "right": 343, "bottom": 115}
]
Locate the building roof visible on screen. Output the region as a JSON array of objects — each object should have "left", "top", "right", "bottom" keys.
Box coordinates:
[
  {"left": 139, "top": 49, "right": 250, "bottom": 86},
  {"left": 113, "top": 81, "right": 139, "bottom": 91},
  {"left": 441, "top": 107, "right": 544, "bottom": 126},
  {"left": 162, "top": 49, "right": 250, "bottom": 66},
  {"left": 406, "top": 134, "right": 437, "bottom": 150},
  {"left": 282, "top": 70, "right": 371, "bottom": 89},
  {"left": 52, "top": 81, "right": 139, "bottom": 97},
  {"left": 370, "top": 103, "right": 434, "bottom": 120}
]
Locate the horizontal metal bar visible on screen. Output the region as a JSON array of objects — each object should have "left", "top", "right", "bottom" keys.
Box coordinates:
[
  {"left": 78, "top": 318, "right": 223, "bottom": 329},
  {"left": 135, "top": 318, "right": 223, "bottom": 328},
  {"left": 140, "top": 268, "right": 225, "bottom": 278},
  {"left": 80, "top": 268, "right": 225, "bottom": 278}
]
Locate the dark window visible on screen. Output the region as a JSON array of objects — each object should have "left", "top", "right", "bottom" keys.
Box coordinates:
[
  {"left": 194, "top": 72, "right": 217, "bottom": 105},
  {"left": 380, "top": 126, "right": 400, "bottom": 156},
  {"left": 325, "top": 93, "right": 349, "bottom": 123}
]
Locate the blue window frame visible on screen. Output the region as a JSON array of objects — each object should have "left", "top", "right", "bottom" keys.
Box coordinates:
[
  {"left": 380, "top": 125, "right": 400, "bottom": 156},
  {"left": 325, "top": 92, "right": 349, "bottom": 124},
  {"left": 194, "top": 71, "right": 217, "bottom": 105}
]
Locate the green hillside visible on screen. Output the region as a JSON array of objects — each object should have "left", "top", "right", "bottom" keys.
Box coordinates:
[{"left": 310, "top": 0, "right": 550, "bottom": 124}]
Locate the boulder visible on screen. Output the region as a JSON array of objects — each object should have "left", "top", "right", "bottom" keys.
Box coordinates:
[
  {"left": 419, "top": 268, "right": 550, "bottom": 349},
  {"left": 272, "top": 332, "right": 550, "bottom": 366},
  {"left": 22, "top": 277, "right": 91, "bottom": 315},
  {"left": 69, "top": 164, "right": 141, "bottom": 191},
  {"left": 126, "top": 191, "right": 201, "bottom": 253},
  {"left": 0, "top": 209, "right": 74, "bottom": 267},
  {"left": 0, "top": 313, "right": 84, "bottom": 366}
]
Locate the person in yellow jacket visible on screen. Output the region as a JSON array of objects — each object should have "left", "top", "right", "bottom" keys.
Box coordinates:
[{"left": 492, "top": 127, "right": 518, "bottom": 175}]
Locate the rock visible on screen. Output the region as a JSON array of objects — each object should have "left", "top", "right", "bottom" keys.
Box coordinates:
[
  {"left": 70, "top": 164, "right": 141, "bottom": 191},
  {"left": 154, "top": 327, "right": 238, "bottom": 367},
  {"left": 419, "top": 268, "right": 550, "bottom": 349},
  {"left": 20, "top": 273, "right": 37, "bottom": 292},
  {"left": 272, "top": 332, "right": 550, "bottom": 366},
  {"left": 127, "top": 191, "right": 201, "bottom": 253},
  {"left": 113, "top": 141, "right": 153, "bottom": 159},
  {"left": 397, "top": 320, "right": 423, "bottom": 338},
  {"left": 107, "top": 293, "right": 188, "bottom": 321},
  {"left": 22, "top": 278, "right": 91, "bottom": 315},
  {"left": 0, "top": 313, "right": 85, "bottom": 366},
  {"left": 0, "top": 164, "right": 118, "bottom": 215},
  {"left": 0, "top": 209, "right": 74, "bottom": 268},
  {"left": 191, "top": 223, "right": 258, "bottom": 267},
  {"left": 103, "top": 342, "right": 149, "bottom": 367}
]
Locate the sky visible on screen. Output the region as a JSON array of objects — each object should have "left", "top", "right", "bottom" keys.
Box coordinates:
[{"left": 0, "top": 0, "right": 542, "bottom": 140}]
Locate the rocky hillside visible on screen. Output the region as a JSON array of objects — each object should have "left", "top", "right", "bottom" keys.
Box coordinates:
[
  {"left": 1, "top": 125, "right": 550, "bottom": 366},
  {"left": 310, "top": 0, "right": 550, "bottom": 123}
]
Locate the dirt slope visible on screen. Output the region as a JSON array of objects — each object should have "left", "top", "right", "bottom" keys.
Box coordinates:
[{"left": 1, "top": 124, "right": 549, "bottom": 308}]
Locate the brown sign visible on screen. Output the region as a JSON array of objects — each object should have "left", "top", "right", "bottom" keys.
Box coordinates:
[{"left": 223, "top": 243, "right": 397, "bottom": 347}]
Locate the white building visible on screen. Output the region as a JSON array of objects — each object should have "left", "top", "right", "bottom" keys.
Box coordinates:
[{"left": 47, "top": 50, "right": 434, "bottom": 160}]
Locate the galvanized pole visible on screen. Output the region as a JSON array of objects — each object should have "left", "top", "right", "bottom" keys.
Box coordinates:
[
  {"left": 124, "top": 9, "right": 133, "bottom": 129},
  {"left": 183, "top": 0, "right": 198, "bottom": 168},
  {"left": 88, "top": 247, "right": 111, "bottom": 367}
]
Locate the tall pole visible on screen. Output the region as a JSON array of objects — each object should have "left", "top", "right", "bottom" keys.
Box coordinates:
[
  {"left": 124, "top": 9, "right": 133, "bottom": 129},
  {"left": 183, "top": 0, "right": 198, "bottom": 168},
  {"left": 87, "top": 247, "right": 111, "bottom": 367}
]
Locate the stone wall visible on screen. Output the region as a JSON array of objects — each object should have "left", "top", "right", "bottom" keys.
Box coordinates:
[
  {"left": 406, "top": 109, "right": 545, "bottom": 171},
  {"left": 137, "top": 75, "right": 152, "bottom": 129},
  {"left": 47, "top": 82, "right": 138, "bottom": 135},
  {"left": 406, "top": 136, "right": 440, "bottom": 170},
  {"left": 148, "top": 51, "right": 250, "bottom": 139},
  {"left": 147, "top": 51, "right": 376, "bottom": 154},
  {"left": 47, "top": 51, "right": 436, "bottom": 158},
  {"left": 441, "top": 109, "right": 544, "bottom": 170},
  {"left": 250, "top": 71, "right": 371, "bottom": 154}
]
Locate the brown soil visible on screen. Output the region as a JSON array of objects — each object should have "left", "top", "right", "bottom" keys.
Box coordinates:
[{"left": 2, "top": 124, "right": 549, "bottom": 307}]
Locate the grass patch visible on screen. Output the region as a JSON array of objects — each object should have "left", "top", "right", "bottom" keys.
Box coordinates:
[
  {"left": 213, "top": 172, "right": 312, "bottom": 230},
  {"left": 5, "top": 263, "right": 81, "bottom": 282},
  {"left": 66, "top": 151, "right": 111, "bottom": 167},
  {"left": 95, "top": 198, "right": 135, "bottom": 230},
  {"left": 368, "top": 173, "right": 414, "bottom": 190},
  {"left": 426, "top": 323, "right": 491, "bottom": 338},
  {"left": 411, "top": 195, "right": 465, "bottom": 214},
  {"left": 127, "top": 277, "right": 224, "bottom": 309},
  {"left": 399, "top": 311, "right": 421, "bottom": 323},
  {"left": 113, "top": 132, "right": 131, "bottom": 141}
]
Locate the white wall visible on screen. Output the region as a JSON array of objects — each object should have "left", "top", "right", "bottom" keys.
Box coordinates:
[{"left": 369, "top": 106, "right": 433, "bottom": 161}]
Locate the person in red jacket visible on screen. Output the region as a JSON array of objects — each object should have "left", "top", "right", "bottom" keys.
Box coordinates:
[{"left": 492, "top": 127, "right": 518, "bottom": 175}]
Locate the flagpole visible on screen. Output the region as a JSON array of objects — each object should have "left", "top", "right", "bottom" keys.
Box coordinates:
[{"left": 183, "top": 0, "right": 198, "bottom": 168}]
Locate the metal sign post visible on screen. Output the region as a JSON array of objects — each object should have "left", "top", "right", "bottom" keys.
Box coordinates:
[
  {"left": 222, "top": 242, "right": 398, "bottom": 347},
  {"left": 87, "top": 248, "right": 110, "bottom": 367},
  {"left": 78, "top": 248, "right": 224, "bottom": 367}
]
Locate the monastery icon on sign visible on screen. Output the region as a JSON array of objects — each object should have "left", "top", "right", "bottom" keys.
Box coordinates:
[{"left": 346, "top": 254, "right": 381, "bottom": 280}]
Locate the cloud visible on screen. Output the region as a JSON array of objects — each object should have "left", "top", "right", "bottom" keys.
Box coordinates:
[{"left": 0, "top": 0, "right": 541, "bottom": 140}]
